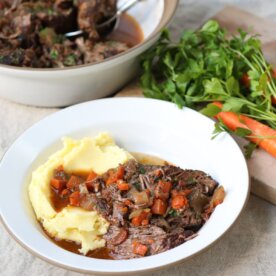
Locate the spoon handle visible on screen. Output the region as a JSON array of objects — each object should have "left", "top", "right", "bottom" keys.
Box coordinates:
[
  {"left": 65, "top": 0, "right": 143, "bottom": 38},
  {"left": 97, "top": 0, "right": 142, "bottom": 28}
]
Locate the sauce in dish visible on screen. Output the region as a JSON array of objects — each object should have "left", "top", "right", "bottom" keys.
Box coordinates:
[
  {"left": 107, "top": 14, "right": 144, "bottom": 48},
  {"left": 46, "top": 152, "right": 225, "bottom": 260}
]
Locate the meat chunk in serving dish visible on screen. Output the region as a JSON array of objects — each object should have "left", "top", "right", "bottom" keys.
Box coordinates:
[{"left": 0, "top": 0, "right": 142, "bottom": 68}]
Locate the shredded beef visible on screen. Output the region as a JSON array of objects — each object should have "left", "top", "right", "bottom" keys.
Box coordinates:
[{"left": 50, "top": 159, "right": 225, "bottom": 259}]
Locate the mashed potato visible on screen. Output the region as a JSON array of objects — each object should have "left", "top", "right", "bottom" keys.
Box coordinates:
[{"left": 29, "top": 132, "right": 133, "bottom": 254}]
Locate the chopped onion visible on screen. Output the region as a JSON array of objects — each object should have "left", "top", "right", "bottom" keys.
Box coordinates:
[
  {"left": 132, "top": 191, "right": 149, "bottom": 206},
  {"left": 129, "top": 208, "right": 150, "bottom": 219}
]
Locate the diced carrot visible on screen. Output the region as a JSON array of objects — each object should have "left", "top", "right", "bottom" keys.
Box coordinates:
[
  {"left": 86, "top": 172, "right": 98, "bottom": 191},
  {"left": 61, "top": 188, "right": 70, "bottom": 198},
  {"left": 154, "top": 181, "right": 172, "bottom": 200},
  {"left": 117, "top": 165, "right": 125, "bottom": 180},
  {"left": 87, "top": 171, "right": 97, "bottom": 182},
  {"left": 117, "top": 180, "right": 130, "bottom": 191},
  {"left": 132, "top": 216, "right": 141, "bottom": 226},
  {"left": 50, "top": 178, "right": 67, "bottom": 191},
  {"left": 159, "top": 181, "right": 172, "bottom": 193},
  {"left": 131, "top": 211, "right": 150, "bottom": 226},
  {"left": 133, "top": 242, "right": 148, "bottom": 256},
  {"left": 171, "top": 195, "right": 188, "bottom": 210},
  {"left": 106, "top": 171, "right": 118, "bottom": 185},
  {"left": 141, "top": 219, "right": 149, "bottom": 226},
  {"left": 151, "top": 198, "right": 168, "bottom": 215},
  {"left": 69, "top": 191, "right": 80, "bottom": 206},
  {"left": 67, "top": 175, "right": 84, "bottom": 189},
  {"left": 106, "top": 166, "right": 125, "bottom": 185},
  {"left": 213, "top": 102, "right": 276, "bottom": 158}
]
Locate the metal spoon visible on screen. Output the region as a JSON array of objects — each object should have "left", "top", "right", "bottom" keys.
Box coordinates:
[{"left": 65, "top": 0, "right": 142, "bottom": 38}]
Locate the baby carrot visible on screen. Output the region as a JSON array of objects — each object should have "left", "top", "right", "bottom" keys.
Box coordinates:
[{"left": 213, "top": 102, "right": 276, "bottom": 158}]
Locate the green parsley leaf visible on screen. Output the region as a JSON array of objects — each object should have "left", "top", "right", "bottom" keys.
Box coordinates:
[
  {"left": 244, "top": 142, "right": 258, "bottom": 159},
  {"left": 64, "top": 54, "right": 76, "bottom": 66},
  {"left": 234, "top": 127, "right": 252, "bottom": 137},
  {"left": 168, "top": 209, "right": 178, "bottom": 217},
  {"left": 201, "top": 20, "right": 219, "bottom": 33},
  {"left": 140, "top": 20, "right": 276, "bottom": 158},
  {"left": 50, "top": 49, "right": 58, "bottom": 60},
  {"left": 200, "top": 103, "right": 221, "bottom": 117},
  {"left": 133, "top": 183, "right": 141, "bottom": 191}
]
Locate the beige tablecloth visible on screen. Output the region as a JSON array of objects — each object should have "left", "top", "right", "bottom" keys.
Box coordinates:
[{"left": 1, "top": 1, "right": 276, "bottom": 275}]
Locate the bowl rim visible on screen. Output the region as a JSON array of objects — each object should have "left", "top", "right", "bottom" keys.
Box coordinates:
[
  {"left": 0, "top": 0, "right": 179, "bottom": 73},
  {"left": 0, "top": 97, "right": 250, "bottom": 275}
]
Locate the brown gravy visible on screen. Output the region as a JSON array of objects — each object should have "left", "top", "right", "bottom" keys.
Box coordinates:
[
  {"left": 107, "top": 13, "right": 144, "bottom": 47},
  {"left": 47, "top": 153, "right": 166, "bottom": 260}
]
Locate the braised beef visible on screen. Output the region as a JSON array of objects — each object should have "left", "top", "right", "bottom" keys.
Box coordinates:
[
  {"left": 107, "top": 227, "right": 128, "bottom": 246},
  {"left": 77, "top": 0, "right": 116, "bottom": 40},
  {"left": 104, "top": 225, "right": 168, "bottom": 259},
  {"left": 49, "top": 159, "right": 225, "bottom": 259},
  {"left": 112, "top": 202, "right": 128, "bottom": 225},
  {"left": 0, "top": 0, "right": 136, "bottom": 68}
]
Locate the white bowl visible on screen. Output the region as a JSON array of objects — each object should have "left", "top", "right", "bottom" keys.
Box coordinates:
[
  {"left": 0, "top": 0, "right": 178, "bottom": 107},
  {"left": 0, "top": 98, "right": 249, "bottom": 274}
]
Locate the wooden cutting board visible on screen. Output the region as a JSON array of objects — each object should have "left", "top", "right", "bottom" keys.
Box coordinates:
[{"left": 115, "top": 6, "right": 276, "bottom": 205}]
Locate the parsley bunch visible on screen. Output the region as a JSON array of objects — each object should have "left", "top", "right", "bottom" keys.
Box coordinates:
[{"left": 141, "top": 20, "right": 276, "bottom": 130}]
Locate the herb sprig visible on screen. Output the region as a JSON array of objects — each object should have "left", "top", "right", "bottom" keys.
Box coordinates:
[{"left": 141, "top": 20, "right": 276, "bottom": 145}]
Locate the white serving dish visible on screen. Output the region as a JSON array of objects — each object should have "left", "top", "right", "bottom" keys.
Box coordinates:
[
  {"left": 0, "top": 0, "right": 178, "bottom": 107},
  {"left": 0, "top": 98, "right": 250, "bottom": 274}
]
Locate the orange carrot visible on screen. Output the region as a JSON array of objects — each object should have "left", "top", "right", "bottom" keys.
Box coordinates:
[
  {"left": 131, "top": 211, "right": 150, "bottom": 226},
  {"left": 171, "top": 189, "right": 192, "bottom": 198},
  {"left": 117, "top": 165, "right": 125, "bottom": 180},
  {"left": 133, "top": 242, "right": 148, "bottom": 256},
  {"left": 154, "top": 181, "right": 172, "bottom": 200},
  {"left": 117, "top": 180, "right": 130, "bottom": 191},
  {"left": 85, "top": 171, "right": 98, "bottom": 191},
  {"left": 141, "top": 219, "right": 149, "bottom": 226},
  {"left": 106, "top": 172, "right": 117, "bottom": 185},
  {"left": 50, "top": 178, "right": 67, "bottom": 191},
  {"left": 69, "top": 191, "right": 80, "bottom": 206},
  {"left": 151, "top": 199, "right": 167, "bottom": 215},
  {"left": 171, "top": 195, "right": 188, "bottom": 210},
  {"left": 67, "top": 175, "right": 84, "bottom": 189},
  {"left": 87, "top": 171, "right": 97, "bottom": 182},
  {"left": 60, "top": 188, "right": 70, "bottom": 198},
  {"left": 213, "top": 102, "right": 276, "bottom": 157},
  {"left": 106, "top": 165, "right": 125, "bottom": 185}
]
